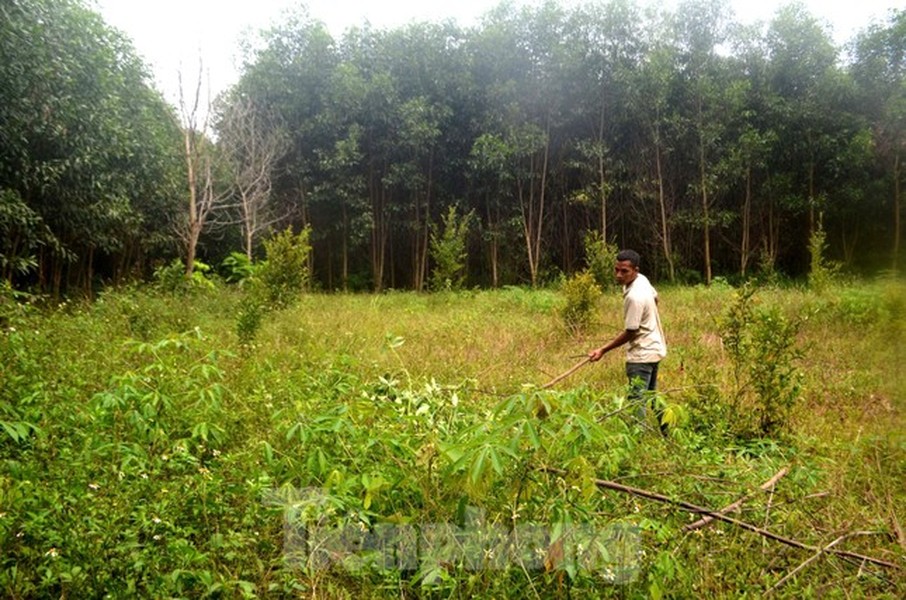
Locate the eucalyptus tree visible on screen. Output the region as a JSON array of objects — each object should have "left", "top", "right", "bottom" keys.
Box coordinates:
[
  {"left": 467, "top": 132, "right": 514, "bottom": 287},
  {"left": 851, "top": 9, "right": 906, "bottom": 272},
  {"left": 720, "top": 23, "right": 780, "bottom": 276},
  {"left": 470, "top": 1, "right": 572, "bottom": 286},
  {"left": 764, "top": 5, "right": 843, "bottom": 248},
  {"left": 672, "top": 0, "right": 735, "bottom": 284},
  {"left": 625, "top": 8, "right": 681, "bottom": 281},
  {"left": 338, "top": 25, "right": 400, "bottom": 290},
  {"left": 373, "top": 22, "right": 466, "bottom": 290},
  {"left": 311, "top": 61, "right": 369, "bottom": 290},
  {"left": 566, "top": 0, "right": 645, "bottom": 246}
]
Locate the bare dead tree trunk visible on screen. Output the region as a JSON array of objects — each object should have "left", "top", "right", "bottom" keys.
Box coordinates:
[{"left": 178, "top": 63, "right": 229, "bottom": 276}]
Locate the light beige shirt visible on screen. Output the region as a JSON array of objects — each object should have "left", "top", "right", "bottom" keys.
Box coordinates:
[{"left": 623, "top": 273, "right": 667, "bottom": 363}]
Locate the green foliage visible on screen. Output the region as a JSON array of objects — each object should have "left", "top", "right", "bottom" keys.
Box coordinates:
[
  {"left": 0, "top": 282, "right": 903, "bottom": 597},
  {"left": 582, "top": 230, "right": 618, "bottom": 289},
  {"left": 236, "top": 298, "right": 265, "bottom": 348},
  {"left": 153, "top": 259, "right": 215, "bottom": 294},
  {"left": 429, "top": 206, "right": 474, "bottom": 292},
  {"left": 719, "top": 284, "right": 803, "bottom": 436},
  {"left": 559, "top": 271, "right": 602, "bottom": 334},
  {"left": 254, "top": 227, "right": 311, "bottom": 309},
  {"left": 808, "top": 223, "right": 840, "bottom": 291},
  {"left": 220, "top": 252, "right": 255, "bottom": 284},
  {"left": 0, "top": 189, "right": 57, "bottom": 280}
]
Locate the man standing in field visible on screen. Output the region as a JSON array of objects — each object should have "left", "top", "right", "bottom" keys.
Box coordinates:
[{"left": 587, "top": 249, "right": 668, "bottom": 432}]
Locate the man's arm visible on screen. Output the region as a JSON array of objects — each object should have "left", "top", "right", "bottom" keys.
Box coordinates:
[{"left": 588, "top": 329, "right": 638, "bottom": 362}]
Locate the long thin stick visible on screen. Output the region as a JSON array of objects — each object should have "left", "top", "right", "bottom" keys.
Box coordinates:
[
  {"left": 540, "top": 357, "right": 591, "bottom": 389},
  {"left": 764, "top": 531, "right": 877, "bottom": 594},
  {"left": 684, "top": 466, "right": 790, "bottom": 531},
  {"left": 538, "top": 466, "right": 899, "bottom": 570}
]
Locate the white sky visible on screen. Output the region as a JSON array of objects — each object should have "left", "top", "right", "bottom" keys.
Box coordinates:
[{"left": 93, "top": 0, "right": 901, "bottom": 111}]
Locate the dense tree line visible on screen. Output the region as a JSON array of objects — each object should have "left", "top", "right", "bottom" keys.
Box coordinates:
[
  {"left": 0, "top": 0, "right": 184, "bottom": 295},
  {"left": 229, "top": 0, "right": 905, "bottom": 289},
  {"left": 1, "top": 0, "right": 904, "bottom": 294}
]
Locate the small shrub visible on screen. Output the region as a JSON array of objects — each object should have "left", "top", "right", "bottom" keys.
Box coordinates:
[
  {"left": 719, "top": 284, "right": 803, "bottom": 437},
  {"left": 560, "top": 271, "right": 602, "bottom": 334},
  {"left": 808, "top": 223, "right": 840, "bottom": 292},
  {"left": 220, "top": 252, "right": 255, "bottom": 284},
  {"left": 429, "top": 205, "right": 474, "bottom": 292},
  {"left": 255, "top": 227, "right": 311, "bottom": 309},
  {"left": 582, "top": 231, "right": 617, "bottom": 289},
  {"left": 236, "top": 298, "right": 265, "bottom": 348},
  {"left": 153, "top": 259, "right": 214, "bottom": 294},
  {"left": 755, "top": 249, "right": 780, "bottom": 286}
]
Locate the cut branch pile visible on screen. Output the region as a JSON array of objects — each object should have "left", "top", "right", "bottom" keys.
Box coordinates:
[{"left": 539, "top": 466, "right": 900, "bottom": 572}]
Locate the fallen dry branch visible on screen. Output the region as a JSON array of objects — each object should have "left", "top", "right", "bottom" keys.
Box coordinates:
[
  {"left": 683, "top": 466, "right": 790, "bottom": 531},
  {"left": 541, "top": 357, "right": 590, "bottom": 389},
  {"left": 764, "top": 531, "right": 879, "bottom": 594},
  {"left": 539, "top": 466, "right": 899, "bottom": 571}
]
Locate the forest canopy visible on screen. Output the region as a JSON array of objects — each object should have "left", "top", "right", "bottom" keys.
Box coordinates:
[{"left": 2, "top": 0, "right": 904, "bottom": 293}]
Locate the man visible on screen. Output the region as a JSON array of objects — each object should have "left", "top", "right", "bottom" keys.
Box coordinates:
[{"left": 587, "top": 249, "right": 667, "bottom": 431}]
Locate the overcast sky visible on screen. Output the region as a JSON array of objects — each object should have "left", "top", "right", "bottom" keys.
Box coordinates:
[{"left": 93, "top": 0, "right": 901, "bottom": 111}]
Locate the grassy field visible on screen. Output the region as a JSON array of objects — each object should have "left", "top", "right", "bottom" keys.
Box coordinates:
[{"left": 1, "top": 280, "right": 904, "bottom": 598}]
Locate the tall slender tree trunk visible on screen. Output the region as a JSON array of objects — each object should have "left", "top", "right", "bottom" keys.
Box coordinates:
[
  {"left": 698, "top": 97, "right": 712, "bottom": 286},
  {"left": 597, "top": 103, "right": 608, "bottom": 241},
  {"left": 700, "top": 137, "right": 712, "bottom": 285},
  {"left": 655, "top": 134, "right": 675, "bottom": 282},
  {"left": 741, "top": 164, "right": 752, "bottom": 276},
  {"left": 370, "top": 174, "right": 386, "bottom": 292},
  {"left": 342, "top": 202, "right": 349, "bottom": 291},
  {"left": 420, "top": 152, "right": 434, "bottom": 290},
  {"left": 894, "top": 151, "right": 901, "bottom": 273},
  {"left": 412, "top": 192, "right": 422, "bottom": 290},
  {"left": 486, "top": 197, "right": 499, "bottom": 288},
  {"left": 808, "top": 159, "right": 816, "bottom": 239}
]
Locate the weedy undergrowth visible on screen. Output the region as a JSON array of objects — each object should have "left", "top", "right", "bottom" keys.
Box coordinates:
[{"left": 0, "top": 284, "right": 902, "bottom": 598}]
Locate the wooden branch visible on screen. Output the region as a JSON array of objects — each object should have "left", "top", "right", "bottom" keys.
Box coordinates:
[
  {"left": 540, "top": 357, "right": 590, "bottom": 389},
  {"left": 684, "top": 466, "right": 790, "bottom": 531},
  {"left": 764, "top": 531, "right": 878, "bottom": 595},
  {"left": 538, "top": 466, "right": 899, "bottom": 571}
]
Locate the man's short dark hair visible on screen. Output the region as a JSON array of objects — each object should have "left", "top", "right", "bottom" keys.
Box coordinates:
[{"left": 616, "top": 249, "right": 641, "bottom": 268}]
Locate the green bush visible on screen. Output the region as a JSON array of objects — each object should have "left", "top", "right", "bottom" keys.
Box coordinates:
[
  {"left": 429, "top": 206, "right": 474, "bottom": 292},
  {"left": 719, "top": 284, "right": 803, "bottom": 437},
  {"left": 808, "top": 224, "right": 840, "bottom": 292},
  {"left": 255, "top": 227, "right": 311, "bottom": 309},
  {"left": 582, "top": 231, "right": 617, "bottom": 289},
  {"left": 560, "top": 271, "right": 602, "bottom": 334},
  {"left": 236, "top": 298, "right": 265, "bottom": 348},
  {"left": 153, "top": 259, "right": 215, "bottom": 294},
  {"left": 220, "top": 252, "right": 255, "bottom": 284}
]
